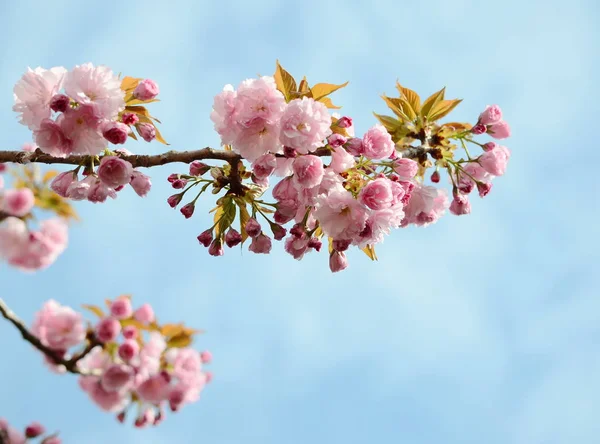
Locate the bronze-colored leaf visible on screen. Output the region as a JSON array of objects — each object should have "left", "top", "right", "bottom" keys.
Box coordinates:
[
  {"left": 82, "top": 304, "right": 105, "bottom": 318},
  {"left": 167, "top": 332, "right": 193, "bottom": 348},
  {"left": 361, "top": 245, "right": 378, "bottom": 261},
  {"left": 236, "top": 199, "right": 251, "bottom": 243},
  {"left": 318, "top": 96, "right": 342, "bottom": 109},
  {"left": 310, "top": 82, "right": 349, "bottom": 101},
  {"left": 421, "top": 87, "right": 446, "bottom": 120},
  {"left": 328, "top": 237, "right": 334, "bottom": 254},
  {"left": 42, "top": 170, "right": 59, "bottom": 184},
  {"left": 428, "top": 99, "right": 462, "bottom": 121},
  {"left": 381, "top": 96, "right": 411, "bottom": 121},
  {"left": 274, "top": 60, "right": 297, "bottom": 102},
  {"left": 121, "top": 318, "right": 152, "bottom": 331},
  {"left": 298, "top": 76, "right": 310, "bottom": 94},
  {"left": 396, "top": 82, "right": 421, "bottom": 114},
  {"left": 373, "top": 113, "right": 403, "bottom": 132},
  {"left": 161, "top": 323, "right": 184, "bottom": 338}
]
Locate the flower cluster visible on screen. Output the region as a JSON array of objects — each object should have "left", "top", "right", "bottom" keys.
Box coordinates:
[
  {"left": 0, "top": 418, "right": 60, "bottom": 444},
  {"left": 30, "top": 297, "right": 211, "bottom": 427},
  {"left": 168, "top": 63, "right": 512, "bottom": 272},
  {"left": 49, "top": 152, "right": 152, "bottom": 203},
  {"left": 13, "top": 64, "right": 160, "bottom": 157}
]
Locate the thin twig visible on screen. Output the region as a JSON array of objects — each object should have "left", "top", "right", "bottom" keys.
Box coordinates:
[{"left": 0, "top": 298, "right": 100, "bottom": 376}]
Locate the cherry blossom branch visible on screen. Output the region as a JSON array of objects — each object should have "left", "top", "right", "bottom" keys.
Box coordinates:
[{"left": 0, "top": 298, "right": 99, "bottom": 376}]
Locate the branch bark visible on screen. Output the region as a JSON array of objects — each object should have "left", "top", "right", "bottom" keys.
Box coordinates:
[{"left": 0, "top": 298, "right": 100, "bottom": 376}]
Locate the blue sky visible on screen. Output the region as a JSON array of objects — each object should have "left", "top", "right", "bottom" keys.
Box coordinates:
[{"left": 0, "top": 0, "right": 599, "bottom": 442}]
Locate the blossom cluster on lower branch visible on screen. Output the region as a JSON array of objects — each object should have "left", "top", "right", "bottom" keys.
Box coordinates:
[
  {"left": 29, "top": 296, "right": 211, "bottom": 428},
  {"left": 0, "top": 419, "right": 59, "bottom": 444}
]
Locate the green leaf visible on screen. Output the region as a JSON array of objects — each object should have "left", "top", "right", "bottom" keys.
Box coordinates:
[
  {"left": 427, "top": 99, "right": 462, "bottom": 121},
  {"left": 236, "top": 198, "right": 251, "bottom": 243},
  {"left": 82, "top": 304, "right": 105, "bottom": 318},
  {"left": 274, "top": 60, "right": 297, "bottom": 102},
  {"left": 214, "top": 198, "right": 236, "bottom": 239},
  {"left": 420, "top": 87, "right": 446, "bottom": 120},
  {"left": 310, "top": 81, "right": 349, "bottom": 101}
]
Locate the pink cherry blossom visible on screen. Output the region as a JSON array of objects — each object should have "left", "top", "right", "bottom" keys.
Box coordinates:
[
  {"left": 358, "top": 178, "right": 394, "bottom": 210},
  {"left": 95, "top": 318, "right": 121, "bottom": 343},
  {"left": 137, "top": 123, "right": 156, "bottom": 142},
  {"left": 345, "top": 137, "right": 363, "bottom": 156},
  {"left": 133, "top": 79, "right": 160, "bottom": 101},
  {"left": 134, "top": 303, "right": 155, "bottom": 324},
  {"left": 479, "top": 145, "right": 510, "bottom": 176},
  {"left": 252, "top": 153, "right": 277, "bottom": 179},
  {"left": 50, "top": 93, "right": 70, "bottom": 113},
  {"left": 87, "top": 178, "right": 117, "bottom": 203},
  {"left": 314, "top": 188, "right": 368, "bottom": 241},
  {"left": 109, "top": 297, "right": 133, "bottom": 320},
  {"left": 118, "top": 340, "right": 139, "bottom": 362},
  {"left": 102, "top": 121, "right": 129, "bottom": 145},
  {"left": 2, "top": 188, "right": 35, "bottom": 217},
  {"left": 248, "top": 233, "right": 272, "bottom": 254},
  {"left": 487, "top": 120, "right": 511, "bottom": 139},
  {"left": 356, "top": 205, "right": 405, "bottom": 248},
  {"left": 84, "top": 379, "right": 129, "bottom": 412},
  {"left": 13, "top": 66, "right": 67, "bottom": 130},
  {"left": 33, "top": 118, "right": 71, "bottom": 157},
  {"left": 66, "top": 176, "right": 93, "bottom": 200},
  {"left": 393, "top": 158, "right": 418, "bottom": 179},
  {"left": 137, "top": 373, "right": 171, "bottom": 403},
  {"left": 449, "top": 194, "right": 471, "bottom": 215},
  {"left": 101, "top": 364, "right": 134, "bottom": 393},
  {"left": 97, "top": 156, "right": 133, "bottom": 188},
  {"left": 25, "top": 422, "right": 45, "bottom": 438},
  {"left": 165, "top": 348, "right": 203, "bottom": 383},
  {"left": 292, "top": 155, "right": 324, "bottom": 189},
  {"left": 329, "top": 250, "right": 348, "bottom": 273},
  {"left": 0, "top": 418, "right": 26, "bottom": 444},
  {"left": 279, "top": 97, "right": 332, "bottom": 153},
  {"left": 59, "top": 104, "right": 106, "bottom": 155},
  {"left": 330, "top": 145, "right": 355, "bottom": 173},
  {"left": 284, "top": 234, "right": 310, "bottom": 260},
  {"left": 31, "top": 300, "right": 85, "bottom": 350},
  {"left": 50, "top": 171, "right": 77, "bottom": 197},
  {"left": 362, "top": 124, "right": 395, "bottom": 160},
  {"left": 210, "top": 84, "right": 238, "bottom": 144},
  {"left": 402, "top": 184, "right": 448, "bottom": 227},
  {"left": 63, "top": 63, "right": 124, "bottom": 119},
  {"left": 478, "top": 105, "right": 502, "bottom": 125},
  {"left": 130, "top": 171, "right": 152, "bottom": 197}
]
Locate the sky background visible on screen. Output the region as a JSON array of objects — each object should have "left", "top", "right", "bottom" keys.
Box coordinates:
[{"left": 0, "top": 0, "right": 599, "bottom": 442}]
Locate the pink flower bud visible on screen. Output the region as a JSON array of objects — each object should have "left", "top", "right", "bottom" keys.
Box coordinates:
[
  {"left": 337, "top": 116, "right": 353, "bottom": 128},
  {"left": 359, "top": 178, "right": 394, "bottom": 210},
  {"left": 122, "top": 113, "right": 139, "bottom": 125},
  {"left": 328, "top": 133, "right": 347, "bottom": 148},
  {"left": 167, "top": 193, "right": 182, "bottom": 208},
  {"left": 130, "top": 171, "right": 152, "bottom": 197},
  {"left": 393, "top": 158, "right": 418, "bottom": 179},
  {"left": 200, "top": 350, "right": 213, "bottom": 364},
  {"left": 122, "top": 325, "right": 138, "bottom": 339},
  {"left": 332, "top": 239, "right": 351, "bottom": 252},
  {"left": 225, "top": 229, "right": 242, "bottom": 248},
  {"left": 345, "top": 137, "right": 363, "bottom": 156},
  {"left": 133, "top": 79, "right": 160, "bottom": 101},
  {"left": 189, "top": 161, "right": 210, "bottom": 176},
  {"left": 478, "top": 105, "right": 502, "bottom": 125},
  {"left": 0, "top": 164, "right": 6, "bottom": 173},
  {"left": 245, "top": 218, "right": 261, "bottom": 238},
  {"left": 180, "top": 203, "right": 195, "bottom": 219},
  {"left": 50, "top": 94, "right": 70, "bottom": 113},
  {"left": 290, "top": 223, "right": 305, "bottom": 238},
  {"left": 270, "top": 224, "right": 287, "bottom": 241},
  {"left": 134, "top": 303, "right": 155, "bottom": 324},
  {"left": 329, "top": 250, "right": 348, "bottom": 273},
  {"left": 118, "top": 340, "right": 140, "bottom": 361},
  {"left": 102, "top": 122, "right": 129, "bottom": 145},
  {"left": 167, "top": 173, "right": 179, "bottom": 183},
  {"left": 95, "top": 318, "right": 121, "bottom": 343},
  {"left": 449, "top": 194, "right": 471, "bottom": 215},
  {"left": 197, "top": 229, "right": 213, "bottom": 247},
  {"left": 283, "top": 146, "right": 297, "bottom": 158},
  {"left": 110, "top": 297, "right": 133, "bottom": 320},
  {"left": 136, "top": 123, "right": 156, "bottom": 142},
  {"left": 101, "top": 364, "right": 134, "bottom": 393},
  {"left": 50, "top": 171, "right": 77, "bottom": 197},
  {"left": 479, "top": 145, "right": 511, "bottom": 176},
  {"left": 477, "top": 181, "right": 492, "bottom": 197},
  {"left": 487, "top": 121, "right": 511, "bottom": 139},
  {"left": 208, "top": 239, "right": 224, "bottom": 256},
  {"left": 25, "top": 422, "right": 46, "bottom": 438},
  {"left": 248, "top": 233, "right": 272, "bottom": 254},
  {"left": 431, "top": 170, "right": 440, "bottom": 183},
  {"left": 116, "top": 411, "right": 126, "bottom": 423},
  {"left": 252, "top": 154, "right": 277, "bottom": 179},
  {"left": 97, "top": 156, "right": 133, "bottom": 188},
  {"left": 87, "top": 178, "right": 117, "bottom": 203},
  {"left": 2, "top": 188, "right": 35, "bottom": 216},
  {"left": 471, "top": 123, "right": 487, "bottom": 135},
  {"left": 171, "top": 179, "right": 187, "bottom": 189},
  {"left": 308, "top": 238, "right": 322, "bottom": 251},
  {"left": 483, "top": 142, "right": 497, "bottom": 152}
]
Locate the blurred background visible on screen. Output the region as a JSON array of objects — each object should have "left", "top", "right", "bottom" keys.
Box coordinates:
[{"left": 0, "top": 0, "right": 598, "bottom": 442}]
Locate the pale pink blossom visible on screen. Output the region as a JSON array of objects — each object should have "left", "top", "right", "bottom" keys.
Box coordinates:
[
  {"left": 63, "top": 63, "right": 124, "bottom": 119},
  {"left": 457, "top": 163, "right": 491, "bottom": 194},
  {"left": 137, "top": 123, "right": 156, "bottom": 142},
  {"left": 97, "top": 156, "right": 133, "bottom": 188},
  {"left": 87, "top": 178, "right": 117, "bottom": 203},
  {"left": 478, "top": 105, "right": 502, "bottom": 125},
  {"left": 314, "top": 188, "right": 368, "bottom": 241},
  {"left": 402, "top": 184, "right": 448, "bottom": 227},
  {"left": 362, "top": 124, "right": 394, "bottom": 160},
  {"left": 95, "top": 318, "right": 121, "bottom": 343},
  {"left": 118, "top": 340, "right": 139, "bottom": 362},
  {"left": 356, "top": 205, "right": 405, "bottom": 247},
  {"left": 393, "top": 158, "right": 418, "bottom": 179},
  {"left": 133, "top": 79, "right": 160, "bottom": 101},
  {"left": 110, "top": 297, "right": 133, "bottom": 320},
  {"left": 50, "top": 171, "right": 77, "bottom": 197},
  {"left": 101, "top": 364, "right": 134, "bottom": 393},
  {"left": 66, "top": 176, "right": 93, "bottom": 200},
  {"left": 272, "top": 177, "right": 298, "bottom": 201},
  {"left": 292, "top": 155, "right": 324, "bottom": 189},
  {"left": 13, "top": 66, "right": 67, "bottom": 130},
  {"left": 279, "top": 97, "right": 332, "bottom": 153},
  {"left": 248, "top": 233, "right": 272, "bottom": 254},
  {"left": 479, "top": 145, "right": 510, "bottom": 176},
  {"left": 252, "top": 153, "right": 277, "bottom": 179},
  {"left": 31, "top": 300, "right": 85, "bottom": 350},
  {"left": 330, "top": 145, "right": 355, "bottom": 173},
  {"left": 130, "top": 171, "right": 152, "bottom": 197},
  {"left": 273, "top": 157, "right": 294, "bottom": 177},
  {"left": 358, "top": 178, "right": 393, "bottom": 210},
  {"left": 449, "top": 194, "right": 471, "bottom": 215},
  {"left": 84, "top": 379, "right": 129, "bottom": 412},
  {"left": 21, "top": 142, "right": 37, "bottom": 152},
  {"left": 0, "top": 418, "right": 26, "bottom": 444},
  {"left": 487, "top": 120, "right": 511, "bottom": 139},
  {"left": 134, "top": 303, "right": 155, "bottom": 324},
  {"left": 34, "top": 118, "right": 71, "bottom": 157},
  {"left": 210, "top": 84, "right": 238, "bottom": 144},
  {"left": 328, "top": 133, "right": 347, "bottom": 148},
  {"left": 284, "top": 235, "right": 310, "bottom": 260},
  {"left": 137, "top": 373, "right": 171, "bottom": 403},
  {"left": 59, "top": 104, "right": 106, "bottom": 155},
  {"left": 165, "top": 348, "right": 203, "bottom": 383},
  {"left": 2, "top": 188, "right": 35, "bottom": 217}
]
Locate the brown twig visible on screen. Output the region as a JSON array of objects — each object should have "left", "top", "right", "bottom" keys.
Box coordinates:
[{"left": 0, "top": 298, "right": 100, "bottom": 376}]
